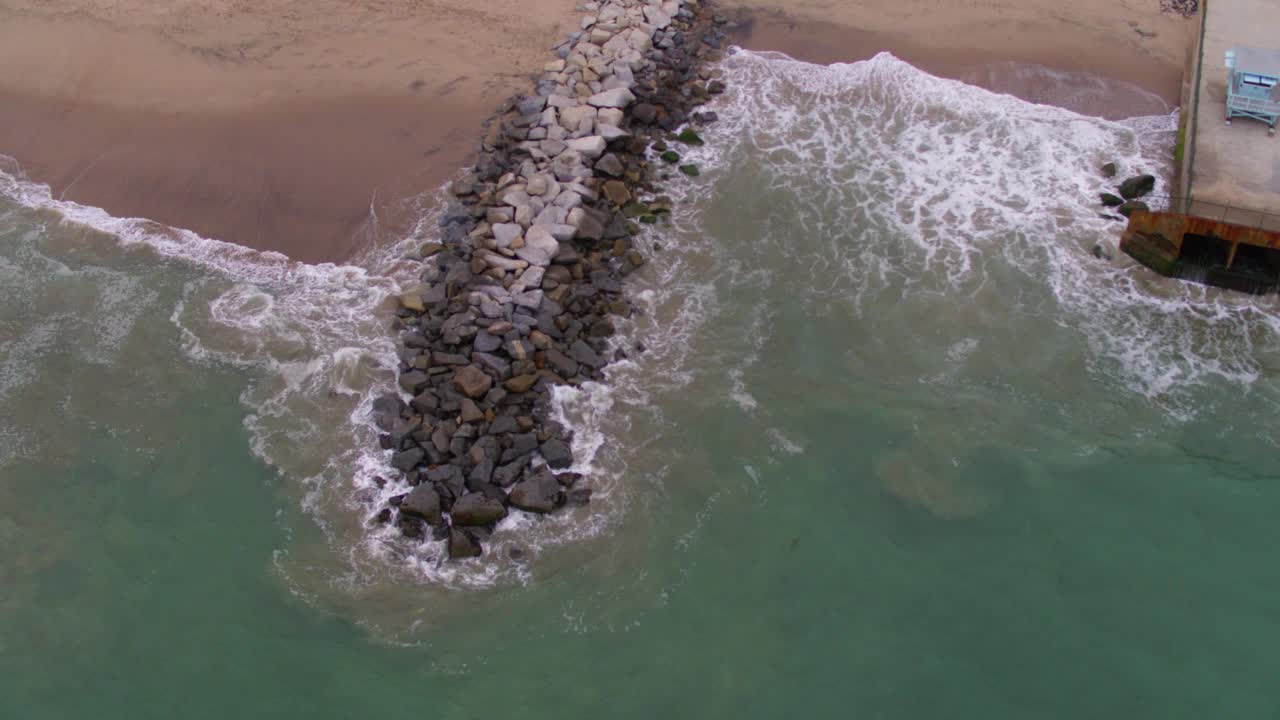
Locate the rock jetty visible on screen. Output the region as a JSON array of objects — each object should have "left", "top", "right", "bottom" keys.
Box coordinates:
[{"left": 370, "top": 0, "right": 732, "bottom": 558}]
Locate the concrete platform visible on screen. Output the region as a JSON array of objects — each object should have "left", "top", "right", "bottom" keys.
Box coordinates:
[{"left": 1186, "top": 0, "right": 1280, "bottom": 220}]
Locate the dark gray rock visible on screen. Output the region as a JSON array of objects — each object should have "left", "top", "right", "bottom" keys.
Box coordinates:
[
  {"left": 1118, "top": 174, "right": 1156, "bottom": 200},
  {"left": 545, "top": 348, "right": 580, "bottom": 377},
  {"left": 509, "top": 470, "right": 562, "bottom": 513},
  {"left": 398, "top": 370, "right": 430, "bottom": 393},
  {"left": 489, "top": 415, "right": 519, "bottom": 435},
  {"left": 540, "top": 438, "right": 573, "bottom": 469},
  {"left": 473, "top": 352, "right": 511, "bottom": 379},
  {"left": 427, "top": 464, "right": 466, "bottom": 500},
  {"left": 1100, "top": 192, "right": 1124, "bottom": 207},
  {"left": 569, "top": 339, "right": 604, "bottom": 369},
  {"left": 450, "top": 493, "right": 508, "bottom": 526},
  {"left": 473, "top": 331, "right": 503, "bottom": 353},
  {"left": 494, "top": 456, "right": 531, "bottom": 487},
  {"left": 399, "top": 485, "right": 443, "bottom": 525},
  {"left": 1101, "top": 162, "right": 1117, "bottom": 178},
  {"left": 372, "top": 394, "right": 406, "bottom": 431},
  {"left": 632, "top": 102, "right": 657, "bottom": 124},
  {"left": 508, "top": 433, "right": 539, "bottom": 457},
  {"left": 390, "top": 447, "right": 425, "bottom": 471},
  {"left": 468, "top": 460, "right": 494, "bottom": 488}
]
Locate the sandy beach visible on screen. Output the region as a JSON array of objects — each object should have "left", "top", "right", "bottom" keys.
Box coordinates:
[
  {"left": 0, "top": 0, "right": 581, "bottom": 262},
  {"left": 0, "top": 0, "right": 1196, "bottom": 261},
  {"left": 727, "top": 0, "right": 1196, "bottom": 118}
]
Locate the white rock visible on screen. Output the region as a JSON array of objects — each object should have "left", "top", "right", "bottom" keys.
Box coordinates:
[
  {"left": 492, "top": 223, "right": 523, "bottom": 248},
  {"left": 559, "top": 104, "right": 597, "bottom": 132},
  {"left": 511, "top": 266, "right": 545, "bottom": 293},
  {"left": 565, "top": 135, "right": 607, "bottom": 159},
  {"left": 539, "top": 107, "right": 558, "bottom": 126},
  {"left": 596, "top": 123, "right": 629, "bottom": 141},
  {"left": 515, "top": 225, "right": 560, "bottom": 266},
  {"left": 588, "top": 87, "right": 635, "bottom": 108},
  {"left": 602, "top": 74, "right": 633, "bottom": 91},
  {"left": 643, "top": 6, "right": 671, "bottom": 28},
  {"left": 553, "top": 191, "right": 582, "bottom": 209},
  {"left": 545, "top": 59, "right": 567, "bottom": 72},
  {"left": 545, "top": 223, "right": 578, "bottom": 242},
  {"left": 541, "top": 138, "right": 567, "bottom": 156},
  {"left": 515, "top": 205, "right": 534, "bottom": 227},
  {"left": 535, "top": 205, "right": 568, "bottom": 226},
  {"left": 597, "top": 108, "right": 624, "bottom": 126},
  {"left": 480, "top": 251, "right": 528, "bottom": 272},
  {"left": 547, "top": 94, "right": 577, "bottom": 109},
  {"left": 502, "top": 189, "right": 531, "bottom": 207},
  {"left": 631, "top": 28, "right": 654, "bottom": 51},
  {"left": 527, "top": 175, "right": 551, "bottom": 196},
  {"left": 486, "top": 207, "right": 515, "bottom": 224},
  {"left": 513, "top": 289, "right": 545, "bottom": 310}
]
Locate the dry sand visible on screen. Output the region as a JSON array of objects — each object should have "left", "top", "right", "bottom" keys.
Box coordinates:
[
  {"left": 0, "top": 0, "right": 1198, "bottom": 262},
  {"left": 0, "top": 0, "right": 581, "bottom": 262}
]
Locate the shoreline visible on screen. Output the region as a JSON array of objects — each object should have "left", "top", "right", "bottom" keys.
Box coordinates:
[
  {"left": 725, "top": 3, "right": 1194, "bottom": 120},
  {"left": 0, "top": 0, "right": 581, "bottom": 264},
  {"left": 0, "top": 0, "right": 1195, "bottom": 264}
]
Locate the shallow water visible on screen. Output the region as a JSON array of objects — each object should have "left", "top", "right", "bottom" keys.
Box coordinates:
[{"left": 3, "top": 51, "right": 1280, "bottom": 717}]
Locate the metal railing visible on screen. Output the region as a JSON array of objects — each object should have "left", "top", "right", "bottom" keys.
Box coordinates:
[{"left": 1140, "top": 195, "right": 1280, "bottom": 234}]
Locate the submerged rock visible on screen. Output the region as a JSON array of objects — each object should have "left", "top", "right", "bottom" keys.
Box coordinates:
[
  {"left": 448, "top": 527, "right": 483, "bottom": 559},
  {"left": 1118, "top": 174, "right": 1155, "bottom": 200},
  {"left": 1117, "top": 200, "right": 1149, "bottom": 217}
]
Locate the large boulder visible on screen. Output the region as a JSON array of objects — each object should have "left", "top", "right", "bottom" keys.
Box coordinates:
[
  {"left": 399, "top": 485, "right": 443, "bottom": 526},
  {"left": 390, "top": 446, "right": 424, "bottom": 471},
  {"left": 450, "top": 493, "right": 508, "bottom": 526},
  {"left": 452, "top": 365, "right": 493, "bottom": 399},
  {"left": 509, "top": 470, "right": 562, "bottom": 513},
  {"left": 540, "top": 438, "right": 573, "bottom": 469},
  {"left": 1118, "top": 174, "right": 1156, "bottom": 200}
]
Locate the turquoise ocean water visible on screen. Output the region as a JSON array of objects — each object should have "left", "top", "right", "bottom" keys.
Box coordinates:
[{"left": 2, "top": 51, "right": 1279, "bottom": 717}]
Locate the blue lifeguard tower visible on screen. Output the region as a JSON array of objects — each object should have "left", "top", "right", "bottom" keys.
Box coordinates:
[{"left": 1225, "top": 46, "right": 1280, "bottom": 134}]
